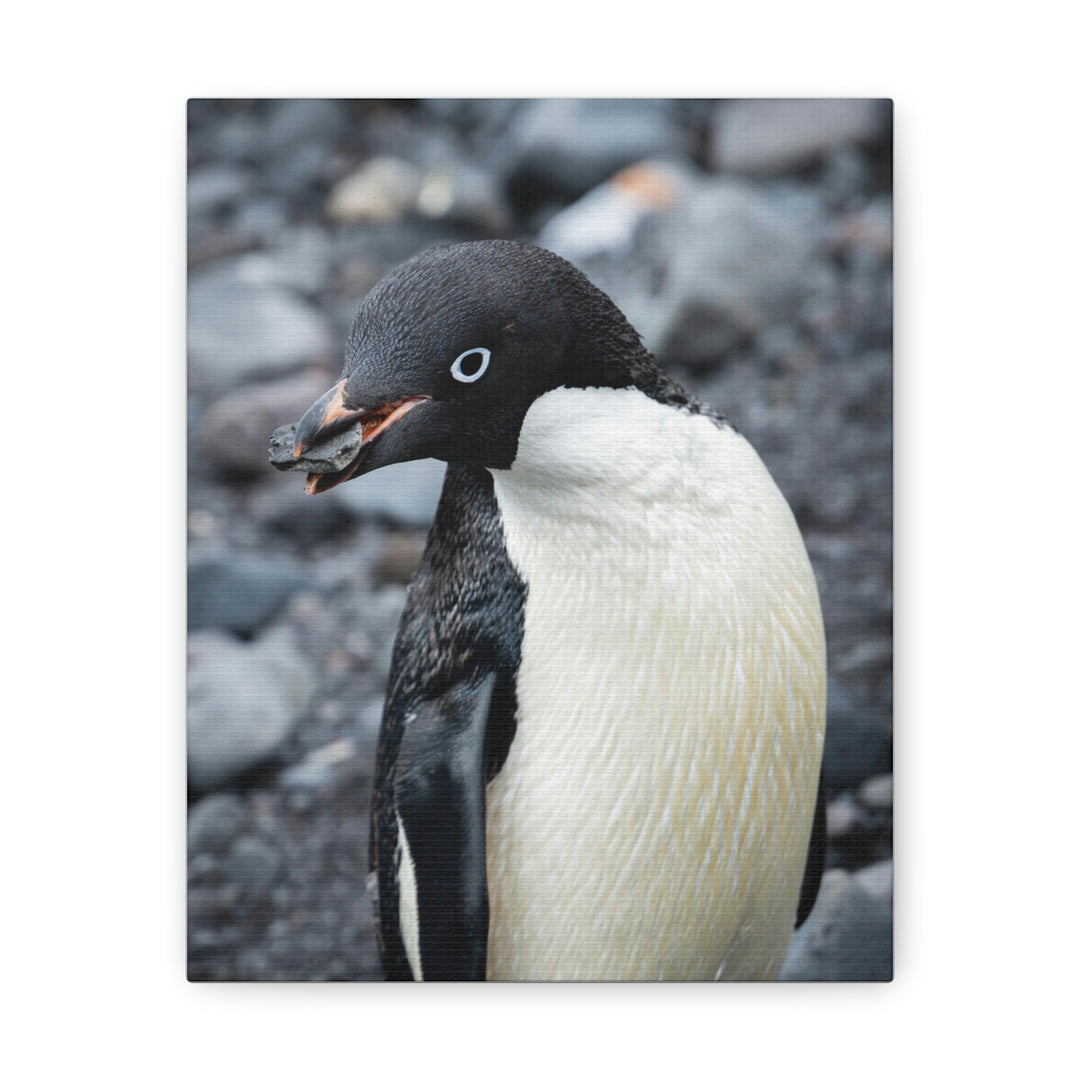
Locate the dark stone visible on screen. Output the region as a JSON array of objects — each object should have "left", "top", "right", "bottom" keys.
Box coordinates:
[
  {"left": 230, "top": 195, "right": 289, "bottom": 244},
  {"left": 265, "top": 141, "right": 340, "bottom": 199},
  {"left": 227, "top": 836, "right": 283, "bottom": 895},
  {"left": 647, "top": 180, "right": 830, "bottom": 367},
  {"left": 188, "top": 262, "right": 335, "bottom": 392},
  {"left": 279, "top": 738, "right": 360, "bottom": 791},
  {"left": 245, "top": 480, "right": 355, "bottom": 545},
  {"left": 712, "top": 99, "right": 890, "bottom": 175},
  {"left": 267, "top": 421, "right": 363, "bottom": 475},
  {"left": 780, "top": 864, "right": 893, "bottom": 980},
  {"left": 187, "top": 629, "right": 315, "bottom": 791},
  {"left": 188, "top": 164, "right": 253, "bottom": 216},
  {"left": 198, "top": 371, "right": 337, "bottom": 476},
  {"left": 188, "top": 551, "right": 309, "bottom": 634},
  {"left": 188, "top": 793, "right": 247, "bottom": 852},
  {"left": 263, "top": 99, "right": 350, "bottom": 153},
  {"left": 334, "top": 458, "right": 447, "bottom": 528},
  {"left": 821, "top": 677, "right": 892, "bottom": 797},
  {"left": 858, "top": 774, "right": 893, "bottom": 811},
  {"left": 211, "top": 111, "right": 263, "bottom": 163},
  {"left": 503, "top": 99, "right": 688, "bottom": 213},
  {"left": 414, "top": 154, "right": 513, "bottom": 235},
  {"left": 538, "top": 160, "right": 695, "bottom": 264}
]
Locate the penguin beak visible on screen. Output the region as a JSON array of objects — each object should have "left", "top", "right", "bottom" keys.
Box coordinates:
[
  {"left": 292, "top": 379, "right": 365, "bottom": 458},
  {"left": 291, "top": 379, "right": 430, "bottom": 494}
]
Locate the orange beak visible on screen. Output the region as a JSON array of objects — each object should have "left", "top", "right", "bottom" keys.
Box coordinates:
[
  {"left": 290, "top": 379, "right": 430, "bottom": 494},
  {"left": 292, "top": 379, "right": 366, "bottom": 459}
]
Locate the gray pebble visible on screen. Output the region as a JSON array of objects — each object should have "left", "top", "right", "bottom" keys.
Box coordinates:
[
  {"left": 334, "top": 457, "right": 447, "bottom": 528},
  {"left": 268, "top": 422, "right": 363, "bottom": 475},
  {"left": 199, "top": 370, "right": 335, "bottom": 475},
  {"left": 279, "top": 738, "right": 358, "bottom": 792},
  {"left": 505, "top": 98, "right": 687, "bottom": 203},
  {"left": 187, "top": 628, "right": 314, "bottom": 791},
  {"left": 711, "top": 99, "right": 889, "bottom": 175},
  {"left": 858, "top": 774, "right": 894, "bottom": 811},
  {"left": 188, "top": 793, "right": 247, "bottom": 852},
  {"left": 631, "top": 178, "right": 831, "bottom": 367},
  {"left": 188, "top": 165, "right": 252, "bottom": 216},
  {"left": 188, "top": 551, "right": 308, "bottom": 635},
  {"left": 227, "top": 837, "right": 283, "bottom": 895},
  {"left": 780, "top": 865, "right": 893, "bottom": 981},
  {"left": 188, "top": 263, "right": 335, "bottom": 393},
  {"left": 263, "top": 99, "right": 349, "bottom": 153}
]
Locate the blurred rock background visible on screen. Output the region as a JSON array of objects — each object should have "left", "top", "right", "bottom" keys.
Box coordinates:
[{"left": 187, "top": 98, "right": 893, "bottom": 981}]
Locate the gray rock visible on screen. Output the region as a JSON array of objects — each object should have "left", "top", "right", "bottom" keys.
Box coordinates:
[
  {"left": 631, "top": 178, "right": 830, "bottom": 367},
  {"left": 326, "top": 217, "right": 479, "bottom": 287},
  {"left": 780, "top": 864, "right": 893, "bottom": 981},
  {"left": 835, "top": 639, "right": 892, "bottom": 676},
  {"left": 819, "top": 146, "right": 874, "bottom": 208},
  {"left": 539, "top": 160, "right": 695, "bottom": 263},
  {"left": 505, "top": 99, "right": 688, "bottom": 204},
  {"left": 268, "top": 421, "right": 362, "bottom": 476},
  {"left": 825, "top": 793, "right": 862, "bottom": 840},
  {"left": 212, "top": 228, "right": 334, "bottom": 298},
  {"left": 186, "top": 226, "right": 260, "bottom": 272},
  {"left": 828, "top": 197, "right": 893, "bottom": 260},
  {"left": 188, "top": 262, "right": 335, "bottom": 392},
  {"left": 358, "top": 698, "right": 386, "bottom": 738},
  {"left": 187, "top": 628, "right": 315, "bottom": 791},
  {"left": 822, "top": 677, "right": 892, "bottom": 795},
  {"left": 263, "top": 99, "right": 350, "bottom": 153},
  {"left": 712, "top": 99, "right": 890, "bottom": 175},
  {"left": 188, "top": 551, "right": 309, "bottom": 634},
  {"left": 211, "top": 112, "right": 263, "bottom": 163},
  {"left": 858, "top": 774, "right": 893, "bottom": 811},
  {"left": 416, "top": 157, "right": 513, "bottom": 235},
  {"left": 279, "top": 737, "right": 359, "bottom": 791},
  {"left": 226, "top": 836, "right": 283, "bottom": 895},
  {"left": 196, "top": 370, "right": 335, "bottom": 474},
  {"left": 853, "top": 860, "right": 893, "bottom": 900},
  {"left": 265, "top": 139, "right": 339, "bottom": 197},
  {"left": 326, "top": 156, "right": 423, "bottom": 224},
  {"left": 231, "top": 195, "right": 289, "bottom": 244},
  {"left": 188, "top": 164, "right": 253, "bottom": 216},
  {"left": 188, "top": 792, "right": 247, "bottom": 852},
  {"left": 334, "top": 457, "right": 447, "bottom": 528},
  {"left": 265, "top": 225, "right": 335, "bottom": 295},
  {"left": 245, "top": 480, "right": 354, "bottom": 544}
]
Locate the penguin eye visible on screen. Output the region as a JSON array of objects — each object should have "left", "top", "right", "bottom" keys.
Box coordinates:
[{"left": 450, "top": 347, "right": 491, "bottom": 384}]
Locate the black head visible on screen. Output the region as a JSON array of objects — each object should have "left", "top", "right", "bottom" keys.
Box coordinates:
[{"left": 288, "top": 240, "right": 681, "bottom": 492}]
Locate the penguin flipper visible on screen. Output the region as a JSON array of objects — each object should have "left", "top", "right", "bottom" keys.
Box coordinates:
[
  {"left": 370, "top": 465, "right": 526, "bottom": 981},
  {"left": 390, "top": 672, "right": 495, "bottom": 981},
  {"left": 795, "top": 774, "right": 827, "bottom": 929}
]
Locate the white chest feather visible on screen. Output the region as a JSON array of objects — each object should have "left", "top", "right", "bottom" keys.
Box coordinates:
[{"left": 485, "top": 386, "right": 826, "bottom": 981}]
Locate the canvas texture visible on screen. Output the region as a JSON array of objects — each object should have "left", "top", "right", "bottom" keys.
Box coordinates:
[{"left": 187, "top": 98, "right": 893, "bottom": 982}]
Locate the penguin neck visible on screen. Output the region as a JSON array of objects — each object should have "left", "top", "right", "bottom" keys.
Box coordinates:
[
  {"left": 554, "top": 278, "right": 693, "bottom": 409},
  {"left": 559, "top": 333, "right": 693, "bottom": 413},
  {"left": 493, "top": 385, "right": 711, "bottom": 514},
  {"left": 486, "top": 383, "right": 776, "bottom": 607}
]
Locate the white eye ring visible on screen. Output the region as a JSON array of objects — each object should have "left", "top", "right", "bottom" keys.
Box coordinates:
[{"left": 451, "top": 347, "right": 491, "bottom": 383}]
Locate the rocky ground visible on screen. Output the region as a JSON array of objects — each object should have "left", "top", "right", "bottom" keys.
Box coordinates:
[{"left": 187, "top": 98, "right": 893, "bottom": 981}]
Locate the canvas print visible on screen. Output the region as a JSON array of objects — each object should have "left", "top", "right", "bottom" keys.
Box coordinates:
[{"left": 187, "top": 98, "right": 893, "bottom": 981}]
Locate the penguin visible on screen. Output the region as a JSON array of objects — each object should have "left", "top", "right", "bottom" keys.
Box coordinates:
[{"left": 276, "top": 239, "right": 827, "bottom": 981}]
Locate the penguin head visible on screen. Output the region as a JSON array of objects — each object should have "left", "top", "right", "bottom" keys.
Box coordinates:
[{"left": 291, "top": 240, "right": 660, "bottom": 492}]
